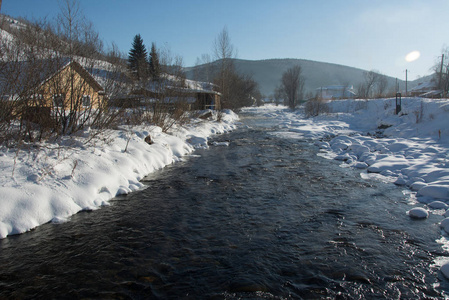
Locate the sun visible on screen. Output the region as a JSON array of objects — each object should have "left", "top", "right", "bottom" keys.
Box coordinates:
[{"left": 405, "top": 51, "right": 420, "bottom": 62}]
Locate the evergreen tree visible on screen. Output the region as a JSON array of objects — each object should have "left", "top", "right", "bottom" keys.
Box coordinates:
[
  {"left": 149, "top": 42, "right": 161, "bottom": 80},
  {"left": 128, "top": 34, "right": 149, "bottom": 81}
]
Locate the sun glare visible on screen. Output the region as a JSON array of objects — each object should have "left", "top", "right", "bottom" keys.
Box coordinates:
[{"left": 405, "top": 51, "right": 420, "bottom": 62}]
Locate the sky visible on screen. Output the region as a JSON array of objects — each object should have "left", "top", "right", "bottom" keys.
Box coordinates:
[{"left": 2, "top": 0, "right": 449, "bottom": 80}]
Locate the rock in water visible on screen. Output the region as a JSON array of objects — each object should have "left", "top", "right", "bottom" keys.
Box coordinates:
[{"left": 407, "top": 207, "right": 429, "bottom": 219}]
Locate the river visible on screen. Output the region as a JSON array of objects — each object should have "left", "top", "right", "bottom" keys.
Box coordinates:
[{"left": 0, "top": 111, "right": 448, "bottom": 299}]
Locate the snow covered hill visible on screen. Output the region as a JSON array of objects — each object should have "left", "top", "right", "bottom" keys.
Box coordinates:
[{"left": 186, "top": 58, "right": 430, "bottom": 97}]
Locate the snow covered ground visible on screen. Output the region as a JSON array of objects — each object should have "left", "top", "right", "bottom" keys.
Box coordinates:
[
  {"left": 243, "top": 98, "right": 449, "bottom": 276},
  {"left": 0, "top": 110, "right": 239, "bottom": 239}
]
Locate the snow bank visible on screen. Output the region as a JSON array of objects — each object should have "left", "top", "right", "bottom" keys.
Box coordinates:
[{"left": 0, "top": 110, "right": 238, "bottom": 239}]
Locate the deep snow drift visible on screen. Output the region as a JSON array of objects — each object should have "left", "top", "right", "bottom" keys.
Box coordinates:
[
  {"left": 0, "top": 110, "right": 239, "bottom": 239},
  {"left": 243, "top": 98, "right": 449, "bottom": 276}
]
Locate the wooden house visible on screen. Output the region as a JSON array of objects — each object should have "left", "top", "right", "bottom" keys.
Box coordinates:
[
  {"left": 1, "top": 58, "right": 106, "bottom": 126},
  {"left": 167, "top": 87, "right": 221, "bottom": 110},
  {"left": 109, "top": 80, "right": 221, "bottom": 111},
  {"left": 34, "top": 59, "right": 105, "bottom": 111}
]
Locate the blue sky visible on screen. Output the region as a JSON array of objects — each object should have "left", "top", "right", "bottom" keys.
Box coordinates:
[{"left": 2, "top": 0, "right": 448, "bottom": 80}]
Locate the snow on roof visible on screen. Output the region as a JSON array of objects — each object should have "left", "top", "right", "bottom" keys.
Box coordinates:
[
  {"left": 0, "top": 28, "right": 15, "bottom": 44},
  {"left": 184, "top": 78, "right": 217, "bottom": 92},
  {"left": 410, "top": 81, "right": 437, "bottom": 92},
  {"left": 316, "top": 85, "right": 354, "bottom": 91},
  {"left": 0, "top": 58, "right": 104, "bottom": 96},
  {"left": 420, "top": 90, "right": 442, "bottom": 98}
]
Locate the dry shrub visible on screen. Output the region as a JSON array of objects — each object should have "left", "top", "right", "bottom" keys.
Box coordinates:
[{"left": 304, "top": 97, "right": 329, "bottom": 117}]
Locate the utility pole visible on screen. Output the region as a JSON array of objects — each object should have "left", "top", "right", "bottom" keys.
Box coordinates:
[
  {"left": 439, "top": 54, "right": 444, "bottom": 89},
  {"left": 405, "top": 69, "right": 408, "bottom": 96}
]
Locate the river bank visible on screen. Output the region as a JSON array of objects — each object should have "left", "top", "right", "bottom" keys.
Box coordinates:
[{"left": 0, "top": 110, "right": 239, "bottom": 239}]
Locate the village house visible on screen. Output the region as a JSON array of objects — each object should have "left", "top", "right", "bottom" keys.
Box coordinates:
[
  {"left": 316, "top": 85, "right": 356, "bottom": 100},
  {"left": 1, "top": 57, "right": 221, "bottom": 131},
  {"left": 33, "top": 59, "right": 105, "bottom": 111},
  {"left": 410, "top": 81, "right": 442, "bottom": 98},
  {"left": 1, "top": 58, "right": 106, "bottom": 126},
  {"left": 109, "top": 78, "right": 221, "bottom": 111}
]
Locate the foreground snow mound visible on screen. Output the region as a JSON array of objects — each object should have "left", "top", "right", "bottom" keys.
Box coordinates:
[
  {"left": 0, "top": 111, "right": 239, "bottom": 239},
  {"left": 418, "top": 185, "right": 449, "bottom": 200}
]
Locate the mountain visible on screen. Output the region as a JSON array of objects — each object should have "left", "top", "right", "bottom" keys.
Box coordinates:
[{"left": 185, "top": 58, "right": 425, "bottom": 97}]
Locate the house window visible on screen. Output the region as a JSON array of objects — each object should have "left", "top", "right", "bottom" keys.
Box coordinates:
[
  {"left": 31, "top": 94, "right": 44, "bottom": 100},
  {"left": 30, "top": 94, "right": 44, "bottom": 105},
  {"left": 82, "top": 95, "right": 91, "bottom": 107},
  {"left": 53, "top": 94, "right": 64, "bottom": 108}
]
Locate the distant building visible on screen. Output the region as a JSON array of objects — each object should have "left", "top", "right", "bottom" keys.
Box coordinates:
[
  {"left": 110, "top": 79, "right": 221, "bottom": 110},
  {"left": 316, "top": 85, "right": 356, "bottom": 100},
  {"left": 410, "top": 81, "right": 442, "bottom": 98}
]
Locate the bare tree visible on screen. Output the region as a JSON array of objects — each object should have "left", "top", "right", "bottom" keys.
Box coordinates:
[
  {"left": 274, "top": 85, "right": 284, "bottom": 106},
  {"left": 339, "top": 82, "right": 351, "bottom": 99},
  {"left": 150, "top": 47, "right": 191, "bottom": 132},
  {"left": 357, "top": 70, "right": 389, "bottom": 99},
  {"left": 194, "top": 53, "right": 212, "bottom": 82},
  {"left": 281, "top": 65, "right": 305, "bottom": 109},
  {"left": 375, "top": 74, "right": 388, "bottom": 98},
  {"left": 356, "top": 83, "right": 366, "bottom": 99},
  {"left": 56, "top": 0, "right": 83, "bottom": 55},
  {"left": 213, "top": 27, "right": 237, "bottom": 109},
  {"left": 213, "top": 27, "right": 235, "bottom": 67},
  {"left": 432, "top": 48, "right": 449, "bottom": 96},
  {"left": 363, "top": 70, "right": 380, "bottom": 98}
]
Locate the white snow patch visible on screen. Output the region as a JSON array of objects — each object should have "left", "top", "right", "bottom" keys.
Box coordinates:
[{"left": 0, "top": 110, "right": 239, "bottom": 238}]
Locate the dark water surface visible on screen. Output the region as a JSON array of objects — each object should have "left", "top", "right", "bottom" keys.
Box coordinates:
[{"left": 1, "top": 112, "right": 448, "bottom": 299}]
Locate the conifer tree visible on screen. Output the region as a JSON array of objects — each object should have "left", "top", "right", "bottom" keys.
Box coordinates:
[
  {"left": 128, "top": 34, "right": 149, "bottom": 81},
  {"left": 149, "top": 42, "right": 161, "bottom": 80}
]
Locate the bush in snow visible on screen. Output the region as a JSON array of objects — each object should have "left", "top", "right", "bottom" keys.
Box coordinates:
[{"left": 304, "top": 97, "right": 329, "bottom": 117}]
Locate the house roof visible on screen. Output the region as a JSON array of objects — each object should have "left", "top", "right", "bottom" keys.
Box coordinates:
[
  {"left": 168, "top": 86, "right": 222, "bottom": 96},
  {"left": 420, "top": 90, "right": 442, "bottom": 97},
  {"left": 410, "top": 81, "right": 437, "bottom": 92},
  {"left": 0, "top": 58, "right": 104, "bottom": 96},
  {"left": 316, "top": 85, "right": 354, "bottom": 91},
  {"left": 40, "top": 58, "right": 104, "bottom": 92}
]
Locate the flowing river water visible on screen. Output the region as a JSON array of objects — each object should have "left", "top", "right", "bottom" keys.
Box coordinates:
[{"left": 1, "top": 111, "right": 449, "bottom": 299}]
